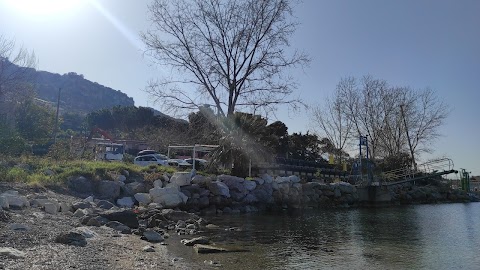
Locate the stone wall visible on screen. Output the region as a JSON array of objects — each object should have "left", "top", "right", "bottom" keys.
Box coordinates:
[{"left": 64, "top": 172, "right": 477, "bottom": 215}]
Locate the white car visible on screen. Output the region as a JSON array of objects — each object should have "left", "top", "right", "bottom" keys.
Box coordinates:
[
  {"left": 134, "top": 154, "right": 169, "bottom": 166},
  {"left": 167, "top": 159, "right": 192, "bottom": 168}
]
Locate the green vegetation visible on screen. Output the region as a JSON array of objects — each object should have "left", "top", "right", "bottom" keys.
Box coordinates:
[{"left": 0, "top": 155, "right": 181, "bottom": 187}]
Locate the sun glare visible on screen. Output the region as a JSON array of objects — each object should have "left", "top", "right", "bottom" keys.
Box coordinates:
[{"left": 5, "top": 0, "right": 83, "bottom": 17}]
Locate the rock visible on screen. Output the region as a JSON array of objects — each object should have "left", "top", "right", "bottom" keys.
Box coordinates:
[
  {"left": 242, "top": 193, "right": 258, "bottom": 203},
  {"left": 274, "top": 176, "right": 291, "bottom": 184},
  {"left": 116, "top": 175, "right": 127, "bottom": 182},
  {"left": 205, "top": 224, "right": 220, "bottom": 229},
  {"left": 207, "top": 181, "right": 230, "bottom": 198},
  {"left": 72, "top": 201, "right": 93, "bottom": 210},
  {"left": 194, "top": 244, "right": 228, "bottom": 254},
  {"left": 149, "top": 187, "right": 188, "bottom": 208},
  {"left": 153, "top": 180, "right": 163, "bottom": 188},
  {"left": 161, "top": 209, "right": 200, "bottom": 222},
  {"left": 143, "top": 230, "right": 164, "bottom": 243},
  {"left": 181, "top": 236, "right": 210, "bottom": 246},
  {"left": 59, "top": 203, "right": 71, "bottom": 212},
  {"left": 8, "top": 223, "right": 29, "bottom": 231},
  {"left": 260, "top": 174, "right": 274, "bottom": 184},
  {"left": 0, "top": 247, "right": 26, "bottom": 258},
  {"left": 69, "top": 176, "right": 93, "bottom": 194},
  {"left": 170, "top": 172, "right": 192, "bottom": 187},
  {"left": 124, "top": 182, "right": 147, "bottom": 195},
  {"left": 55, "top": 232, "right": 87, "bottom": 247},
  {"left": 289, "top": 175, "right": 301, "bottom": 183},
  {"left": 96, "top": 200, "right": 116, "bottom": 210},
  {"left": 95, "top": 180, "right": 121, "bottom": 200},
  {"left": 0, "top": 209, "right": 11, "bottom": 222},
  {"left": 134, "top": 193, "right": 152, "bottom": 205},
  {"left": 191, "top": 175, "right": 208, "bottom": 185},
  {"left": 71, "top": 227, "right": 98, "bottom": 238},
  {"left": 73, "top": 209, "right": 88, "bottom": 218},
  {"left": 86, "top": 216, "right": 109, "bottom": 226},
  {"left": 0, "top": 196, "right": 9, "bottom": 209},
  {"left": 84, "top": 196, "right": 95, "bottom": 203},
  {"left": 254, "top": 177, "right": 265, "bottom": 185},
  {"left": 336, "top": 182, "right": 355, "bottom": 194},
  {"left": 1, "top": 193, "right": 29, "bottom": 209},
  {"left": 243, "top": 180, "right": 257, "bottom": 191},
  {"left": 106, "top": 221, "right": 131, "bottom": 234},
  {"left": 117, "top": 197, "right": 135, "bottom": 208},
  {"left": 204, "top": 260, "right": 222, "bottom": 267},
  {"left": 142, "top": 245, "right": 155, "bottom": 252},
  {"left": 100, "top": 209, "right": 139, "bottom": 228},
  {"left": 218, "top": 175, "right": 246, "bottom": 193},
  {"left": 44, "top": 203, "right": 58, "bottom": 214}
]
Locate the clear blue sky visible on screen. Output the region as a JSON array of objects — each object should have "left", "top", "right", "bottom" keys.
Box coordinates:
[{"left": 0, "top": 0, "right": 478, "bottom": 175}]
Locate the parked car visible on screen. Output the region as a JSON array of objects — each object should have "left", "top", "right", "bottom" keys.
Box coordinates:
[
  {"left": 134, "top": 154, "right": 169, "bottom": 166},
  {"left": 137, "top": 149, "right": 160, "bottom": 156},
  {"left": 167, "top": 159, "right": 192, "bottom": 168},
  {"left": 184, "top": 158, "right": 208, "bottom": 169}
]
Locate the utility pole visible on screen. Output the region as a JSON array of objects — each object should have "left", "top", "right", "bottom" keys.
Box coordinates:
[
  {"left": 53, "top": 87, "right": 62, "bottom": 144},
  {"left": 400, "top": 104, "right": 416, "bottom": 171}
]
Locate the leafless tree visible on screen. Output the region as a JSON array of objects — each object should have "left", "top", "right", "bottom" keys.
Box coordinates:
[
  {"left": 141, "top": 0, "right": 308, "bottom": 118},
  {"left": 0, "top": 35, "right": 37, "bottom": 123},
  {"left": 310, "top": 79, "right": 354, "bottom": 164},
  {"left": 330, "top": 75, "right": 449, "bottom": 167}
]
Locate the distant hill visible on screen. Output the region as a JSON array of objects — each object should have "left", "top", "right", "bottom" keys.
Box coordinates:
[{"left": 31, "top": 71, "right": 134, "bottom": 114}]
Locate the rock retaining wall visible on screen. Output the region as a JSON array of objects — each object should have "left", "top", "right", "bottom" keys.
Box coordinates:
[{"left": 58, "top": 171, "right": 478, "bottom": 215}]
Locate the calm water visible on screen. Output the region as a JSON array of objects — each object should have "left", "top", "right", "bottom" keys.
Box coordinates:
[{"left": 170, "top": 203, "right": 480, "bottom": 270}]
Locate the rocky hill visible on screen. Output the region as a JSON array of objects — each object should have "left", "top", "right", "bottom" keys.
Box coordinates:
[{"left": 31, "top": 71, "right": 134, "bottom": 114}]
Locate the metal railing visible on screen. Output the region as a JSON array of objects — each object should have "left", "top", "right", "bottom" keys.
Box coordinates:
[{"left": 382, "top": 158, "right": 455, "bottom": 184}]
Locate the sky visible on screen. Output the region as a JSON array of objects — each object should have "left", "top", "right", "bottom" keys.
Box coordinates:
[{"left": 0, "top": 0, "right": 479, "bottom": 175}]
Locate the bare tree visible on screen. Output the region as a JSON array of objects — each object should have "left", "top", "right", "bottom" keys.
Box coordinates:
[
  {"left": 330, "top": 75, "right": 449, "bottom": 167},
  {"left": 142, "top": 0, "right": 308, "bottom": 117},
  {"left": 0, "top": 35, "right": 37, "bottom": 123},
  {"left": 310, "top": 79, "right": 354, "bottom": 164}
]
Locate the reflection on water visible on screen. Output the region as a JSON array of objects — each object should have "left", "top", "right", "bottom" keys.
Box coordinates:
[{"left": 169, "top": 203, "right": 480, "bottom": 269}]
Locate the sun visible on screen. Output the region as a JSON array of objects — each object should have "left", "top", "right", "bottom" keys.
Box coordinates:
[{"left": 4, "top": 0, "right": 83, "bottom": 17}]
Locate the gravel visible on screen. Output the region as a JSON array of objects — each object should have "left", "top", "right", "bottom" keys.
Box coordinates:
[{"left": 0, "top": 182, "right": 205, "bottom": 270}]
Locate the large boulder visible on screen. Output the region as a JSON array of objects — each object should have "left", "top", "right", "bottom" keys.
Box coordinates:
[
  {"left": 243, "top": 180, "right": 257, "bottom": 191},
  {"left": 335, "top": 182, "right": 355, "bottom": 194},
  {"left": 170, "top": 172, "right": 191, "bottom": 187},
  {"left": 218, "top": 175, "right": 246, "bottom": 193},
  {"left": 0, "top": 192, "right": 29, "bottom": 209},
  {"left": 95, "top": 180, "right": 121, "bottom": 200},
  {"left": 207, "top": 181, "right": 230, "bottom": 198},
  {"left": 117, "top": 197, "right": 135, "bottom": 208},
  {"left": 134, "top": 193, "right": 152, "bottom": 205},
  {"left": 142, "top": 230, "right": 164, "bottom": 243},
  {"left": 69, "top": 176, "right": 93, "bottom": 194},
  {"left": 99, "top": 209, "right": 139, "bottom": 228},
  {"left": 149, "top": 187, "right": 188, "bottom": 208},
  {"left": 124, "top": 182, "right": 147, "bottom": 195}
]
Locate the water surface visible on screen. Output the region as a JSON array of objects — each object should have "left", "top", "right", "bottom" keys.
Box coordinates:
[{"left": 169, "top": 203, "right": 480, "bottom": 269}]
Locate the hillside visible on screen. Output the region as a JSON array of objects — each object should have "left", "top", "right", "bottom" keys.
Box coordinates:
[{"left": 33, "top": 71, "right": 134, "bottom": 114}]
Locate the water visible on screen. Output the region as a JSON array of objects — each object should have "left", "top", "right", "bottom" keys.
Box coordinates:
[{"left": 170, "top": 203, "right": 480, "bottom": 269}]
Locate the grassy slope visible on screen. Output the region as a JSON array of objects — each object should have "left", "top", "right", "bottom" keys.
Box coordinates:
[{"left": 0, "top": 156, "right": 178, "bottom": 187}]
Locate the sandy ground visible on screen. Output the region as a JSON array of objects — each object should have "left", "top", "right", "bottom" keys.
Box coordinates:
[{"left": 0, "top": 182, "right": 206, "bottom": 270}]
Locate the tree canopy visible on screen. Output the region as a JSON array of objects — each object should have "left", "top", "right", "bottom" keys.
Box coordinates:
[{"left": 142, "top": 0, "right": 308, "bottom": 117}]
